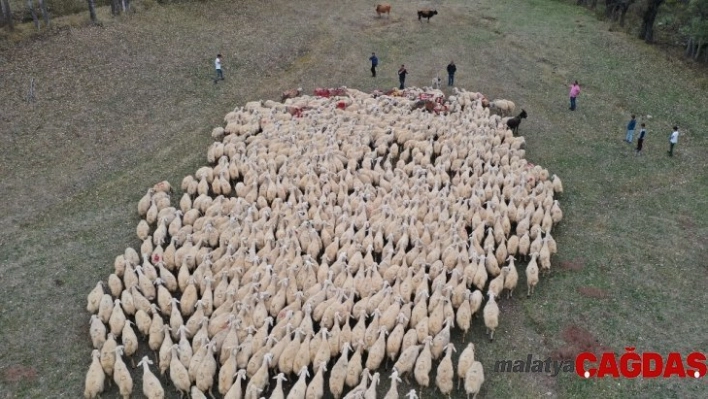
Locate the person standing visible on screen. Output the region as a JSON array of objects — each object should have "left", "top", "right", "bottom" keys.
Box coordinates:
[
  {"left": 635, "top": 123, "right": 646, "bottom": 155},
  {"left": 214, "top": 54, "right": 224, "bottom": 84},
  {"left": 569, "top": 81, "right": 580, "bottom": 111},
  {"left": 369, "top": 53, "right": 378, "bottom": 77},
  {"left": 668, "top": 126, "right": 679, "bottom": 156},
  {"left": 625, "top": 115, "right": 637, "bottom": 143},
  {"left": 447, "top": 61, "right": 456, "bottom": 86},
  {"left": 398, "top": 64, "right": 408, "bottom": 90}
]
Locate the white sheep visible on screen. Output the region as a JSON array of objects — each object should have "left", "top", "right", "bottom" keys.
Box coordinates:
[
  {"left": 483, "top": 292, "right": 500, "bottom": 341},
  {"left": 137, "top": 356, "right": 164, "bottom": 399},
  {"left": 464, "top": 359, "right": 485, "bottom": 399},
  {"left": 113, "top": 346, "right": 133, "bottom": 399},
  {"left": 84, "top": 349, "right": 105, "bottom": 399},
  {"left": 526, "top": 252, "right": 540, "bottom": 297}
]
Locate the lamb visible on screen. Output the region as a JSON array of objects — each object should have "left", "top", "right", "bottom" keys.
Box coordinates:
[
  {"left": 483, "top": 292, "right": 500, "bottom": 341},
  {"left": 506, "top": 109, "right": 528, "bottom": 135}
]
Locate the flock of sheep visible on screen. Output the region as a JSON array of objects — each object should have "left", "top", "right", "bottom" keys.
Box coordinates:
[{"left": 84, "top": 86, "right": 563, "bottom": 399}]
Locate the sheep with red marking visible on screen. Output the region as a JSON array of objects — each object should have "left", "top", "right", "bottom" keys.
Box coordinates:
[{"left": 376, "top": 4, "right": 391, "bottom": 18}]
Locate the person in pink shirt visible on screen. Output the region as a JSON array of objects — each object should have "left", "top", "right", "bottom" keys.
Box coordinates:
[{"left": 569, "top": 81, "right": 580, "bottom": 111}]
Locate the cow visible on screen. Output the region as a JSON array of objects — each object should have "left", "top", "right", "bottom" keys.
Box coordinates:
[
  {"left": 376, "top": 4, "right": 391, "bottom": 18},
  {"left": 418, "top": 8, "right": 438, "bottom": 22}
]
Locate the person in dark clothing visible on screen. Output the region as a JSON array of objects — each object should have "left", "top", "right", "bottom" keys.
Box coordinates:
[
  {"left": 635, "top": 123, "right": 646, "bottom": 155},
  {"left": 398, "top": 65, "right": 407, "bottom": 90},
  {"left": 369, "top": 53, "right": 378, "bottom": 77},
  {"left": 447, "top": 61, "right": 456, "bottom": 86},
  {"left": 625, "top": 114, "right": 637, "bottom": 143}
]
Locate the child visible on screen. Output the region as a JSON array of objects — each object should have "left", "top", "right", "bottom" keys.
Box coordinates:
[
  {"left": 668, "top": 126, "right": 679, "bottom": 157},
  {"left": 214, "top": 54, "right": 224, "bottom": 84},
  {"left": 635, "top": 123, "right": 646, "bottom": 155},
  {"left": 625, "top": 115, "right": 636, "bottom": 143},
  {"left": 569, "top": 81, "right": 580, "bottom": 111}
]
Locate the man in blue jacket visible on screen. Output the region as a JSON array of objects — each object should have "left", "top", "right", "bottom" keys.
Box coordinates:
[
  {"left": 369, "top": 53, "right": 378, "bottom": 77},
  {"left": 625, "top": 115, "right": 637, "bottom": 143}
]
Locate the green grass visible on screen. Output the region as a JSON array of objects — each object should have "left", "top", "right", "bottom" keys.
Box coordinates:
[{"left": 0, "top": 0, "right": 707, "bottom": 398}]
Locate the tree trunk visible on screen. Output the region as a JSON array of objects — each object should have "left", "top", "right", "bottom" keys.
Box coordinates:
[
  {"left": 696, "top": 39, "right": 704, "bottom": 61},
  {"left": 590, "top": 0, "right": 599, "bottom": 9},
  {"left": 125, "top": 0, "right": 130, "bottom": 13},
  {"left": 87, "top": 0, "right": 97, "bottom": 23},
  {"left": 2, "top": 0, "right": 13, "bottom": 30},
  {"left": 111, "top": 0, "right": 121, "bottom": 15},
  {"left": 639, "top": 0, "right": 664, "bottom": 43},
  {"left": 38, "top": 0, "right": 48, "bottom": 26},
  {"left": 27, "top": 0, "right": 39, "bottom": 30}
]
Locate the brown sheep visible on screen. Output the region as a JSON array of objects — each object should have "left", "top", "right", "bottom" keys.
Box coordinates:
[{"left": 281, "top": 87, "right": 303, "bottom": 102}]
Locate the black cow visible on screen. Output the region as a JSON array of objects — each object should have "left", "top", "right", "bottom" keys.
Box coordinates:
[{"left": 418, "top": 9, "right": 438, "bottom": 22}]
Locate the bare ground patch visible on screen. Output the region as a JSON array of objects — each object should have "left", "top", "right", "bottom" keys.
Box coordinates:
[
  {"left": 560, "top": 258, "right": 586, "bottom": 271},
  {"left": 551, "top": 325, "right": 612, "bottom": 361},
  {"left": 577, "top": 286, "right": 609, "bottom": 299},
  {"left": 1, "top": 365, "right": 37, "bottom": 383}
]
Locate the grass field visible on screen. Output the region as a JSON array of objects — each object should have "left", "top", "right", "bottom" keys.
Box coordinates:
[{"left": 1, "top": 0, "right": 707, "bottom": 397}]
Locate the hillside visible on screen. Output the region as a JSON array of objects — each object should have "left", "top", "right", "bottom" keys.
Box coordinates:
[{"left": 0, "top": 0, "right": 706, "bottom": 398}]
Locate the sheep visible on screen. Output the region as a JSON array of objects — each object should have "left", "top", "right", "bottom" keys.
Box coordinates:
[
  {"left": 489, "top": 99, "right": 516, "bottom": 117},
  {"left": 552, "top": 174, "right": 563, "bottom": 194},
  {"left": 169, "top": 345, "right": 191, "bottom": 399},
  {"left": 502, "top": 258, "right": 519, "bottom": 298},
  {"left": 464, "top": 359, "right": 485, "bottom": 399},
  {"left": 305, "top": 361, "right": 327, "bottom": 399},
  {"left": 414, "top": 336, "right": 433, "bottom": 390},
  {"left": 113, "top": 346, "right": 133, "bottom": 399},
  {"left": 393, "top": 344, "right": 421, "bottom": 383},
  {"left": 271, "top": 373, "right": 288, "bottom": 399},
  {"left": 89, "top": 314, "right": 107, "bottom": 350},
  {"left": 329, "top": 342, "right": 351, "bottom": 399},
  {"left": 526, "top": 252, "right": 540, "bottom": 297},
  {"left": 100, "top": 333, "right": 117, "bottom": 377},
  {"left": 506, "top": 109, "right": 527, "bottom": 135},
  {"left": 376, "top": 3, "right": 391, "bottom": 17},
  {"left": 483, "top": 292, "right": 500, "bottom": 341},
  {"left": 84, "top": 349, "right": 105, "bottom": 399},
  {"left": 384, "top": 369, "right": 402, "bottom": 399},
  {"left": 137, "top": 356, "right": 164, "bottom": 399},
  {"left": 86, "top": 88, "right": 567, "bottom": 399},
  {"left": 286, "top": 366, "right": 310, "bottom": 399},
  {"left": 87, "top": 282, "right": 105, "bottom": 314},
  {"left": 282, "top": 88, "right": 303, "bottom": 102},
  {"left": 435, "top": 343, "right": 455, "bottom": 397}
]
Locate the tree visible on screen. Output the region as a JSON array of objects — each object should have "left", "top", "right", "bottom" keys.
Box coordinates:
[
  {"left": 1, "top": 0, "right": 14, "bottom": 30},
  {"left": 38, "top": 0, "right": 49, "bottom": 27},
  {"left": 27, "top": 0, "right": 39, "bottom": 30},
  {"left": 639, "top": 0, "right": 665, "bottom": 43},
  {"left": 683, "top": 0, "right": 708, "bottom": 60},
  {"left": 87, "top": 0, "right": 97, "bottom": 23},
  {"left": 605, "top": 0, "right": 636, "bottom": 26}
]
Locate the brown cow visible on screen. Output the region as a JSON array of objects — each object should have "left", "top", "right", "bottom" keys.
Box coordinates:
[{"left": 376, "top": 4, "right": 391, "bottom": 17}]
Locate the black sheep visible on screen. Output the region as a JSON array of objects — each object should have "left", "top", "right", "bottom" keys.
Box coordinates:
[{"left": 506, "top": 109, "right": 527, "bottom": 135}]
